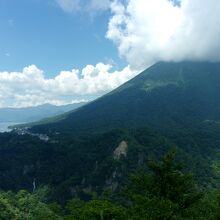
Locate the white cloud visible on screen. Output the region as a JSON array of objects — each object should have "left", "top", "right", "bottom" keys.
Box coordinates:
[
  {"left": 5, "top": 0, "right": 220, "bottom": 108},
  {"left": 0, "top": 64, "right": 137, "bottom": 108},
  {"left": 56, "top": 0, "right": 81, "bottom": 13},
  {"left": 107, "top": 0, "right": 220, "bottom": 70},
  {"left": 56, "top": 0, "right": 110, "bottom": 13},
  {"left": 88, "top": 0, "right": 110, "bottom": 11}
]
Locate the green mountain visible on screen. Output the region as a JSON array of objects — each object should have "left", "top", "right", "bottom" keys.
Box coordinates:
[
  {"left": 32, "top": 61, "right": 220, "bottom": 134},
  {"left": 0, "top": 61, "right": 220, "bottom": 203}
]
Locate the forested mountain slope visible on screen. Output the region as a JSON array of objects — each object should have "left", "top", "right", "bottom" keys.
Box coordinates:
[{"left": 31, "top": 62, "right": 220, "bottom": 135}]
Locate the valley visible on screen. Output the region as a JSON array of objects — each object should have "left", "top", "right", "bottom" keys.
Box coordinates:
[{"left": 0, "top": 62, "right": 220, "bottom": 219}]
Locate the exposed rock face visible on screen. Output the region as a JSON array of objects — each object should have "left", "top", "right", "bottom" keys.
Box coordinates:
[{"left": 113, "top": 141, "right": 128, "bottom": 160}]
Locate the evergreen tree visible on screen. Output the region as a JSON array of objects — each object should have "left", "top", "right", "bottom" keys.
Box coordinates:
[{"left": 123, "top": 149, "right": 202, "bottom": 219}]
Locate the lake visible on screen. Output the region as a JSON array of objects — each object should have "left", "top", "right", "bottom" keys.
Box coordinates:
[{"left": 0, "top": 122, "right": 20, "bottom": 133}]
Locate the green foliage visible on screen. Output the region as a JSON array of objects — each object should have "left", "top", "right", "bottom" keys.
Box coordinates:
[
  {"left": 65, "top": 198, "right": 127, "bottom": 220},
  {"left": 61, "top": 150, "right": 220, "bottom": 220},
  {"left": 0, "top": 150, "right": 220, "bottom": 220},
  {"left": 0, "top": 189, "right": 62, "bottom": 220},
  {"left": 1, "top": 126, "right": 217, "bottom": 203},
  {"left": 188, "top": 189, "right": 220, "bottom": 220},
  {"left": 122, "top": 149, "right": 202, "bottom": 219},
  {"left": 0, "top": 191, "right": 23, "bottom": 220}
]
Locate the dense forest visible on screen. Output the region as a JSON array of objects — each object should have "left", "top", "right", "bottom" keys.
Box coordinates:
[
  {"left": 1, "top": 150, "right": 220, "bottom": 219},
  {"left": 0, "top": 126, "right": 219, "bottom": 202}
]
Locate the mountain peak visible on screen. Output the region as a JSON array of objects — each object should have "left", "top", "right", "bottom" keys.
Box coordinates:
[{"left": 32, "top": 61, "right": 220, "bottom": 135}]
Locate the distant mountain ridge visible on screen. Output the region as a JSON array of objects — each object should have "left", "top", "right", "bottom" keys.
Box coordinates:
[{"left": 0, "top": 102, "right": 86, "bottom": 123}]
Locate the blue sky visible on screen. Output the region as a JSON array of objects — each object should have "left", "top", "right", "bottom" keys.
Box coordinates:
[
  {"left": 0, "top": 0, "right": 219, "bottom": 108},
  {"left": 0, "top": 0, "right": 124, "bottom": 76},
  {"left": 0, "top": 0, "right": 181, "bottom": 76}
]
